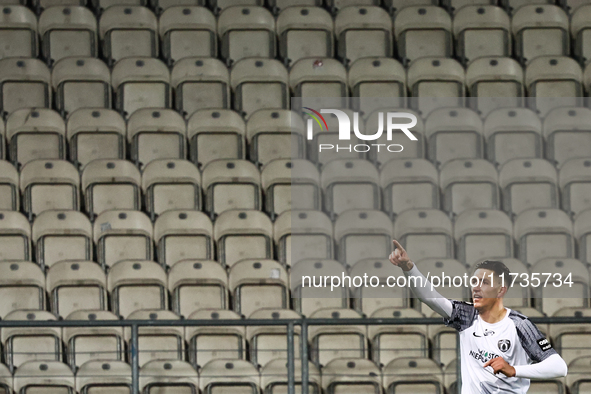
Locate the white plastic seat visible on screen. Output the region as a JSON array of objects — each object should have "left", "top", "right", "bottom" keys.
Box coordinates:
[
  {"left": 0, "top": 160, "right": 19, "bottom": 211},
  {"left": 0, "top": 261, "right": 45, "bottom": 318},
  {"left": 67, "top": 109, "right": 126, "bottom": 168},
  {"left": 502, "top": 0, "right": 554, "bottom": 14},
  {"left": 560, "top": 158, "right": 591, "bottom": 216},
  {"left": 568, "top": 356, "right": 591, "bottom": 394},
  {"left": 327, "top": 0, "right": 380, "bottom": 12},
  {"left": 0, "top": 211, "right": 31, "bottom": 261},
  {"left": 261, "top": 359, "right": 321, "bottom": 394},
  {"left": 514, "top": 209, "right": 575, "bottom": 265},
  {"left": 159, "top": 6, "right": 216, "bottom": 65},
  {"left": 93, "top": 210, "right": 153, "bottom": 269},
  {"left": 187, "top": 109, "right": 245, "bottom": 168},
  {"left": 246, "top": 309, "right": 301, "bottom": 366},
  {"left": 168, "top": 259, "right": 228, "bottom": 315},
  {"left": 270, "top": 0, "right": 321, "bottom": 13},
  {"left": 499, "top": 158, "right": 559, "bottom": 216},
  {"left": 13, "top": 361, "right": 74, "bottom": 394},
  {"left": 383, "top": 357, "right": 445, "bottom": 394},
  {"left": 575, "top": 209, "right": 591, "bottom": 265},
  {"left": 0, "top": 57, "right": 51, "bottom": 116},
  {"left": 82, "top": 159, "right": 142, "bottom": 218},
  {"left": 386, "top": 0, "right": 437, "bottom": 14},
  {"left": 496, "top": 258, "right": 531, "bottom": 308},
  {"left": 322, "top": 358, "right": 381, "bottom": 394},
  {"left": 564, "top": 0, "right": 591, "bottom": 13},
  {"left": 0, "top": 5, "right": 38, "bottom": 60},
  {"left": 76, "top": 360, "right": 131, "bottom": 394},
  {"left": 210, "top": 0, "right": 263, "bottom": 14},
  {"left": 416, "top": 258, "right": 468, "bottom": 317},
  {"left": 199, "top": 359, "right": 261, "bottom": 394},
  {"left": 214, "top": 210, "right": 273, "bottom": 268},
  {"left": 151, "top": 0, "right": 204, "bottom": 14},
  {"left": 394, "top": 209, "right": 454, "bottom": 260},
  {"left": 140, "top": 360, "right": 198, "bottom": 394},
  {"left": 544, "top": 107, "right": 591, "bottom": 168},
  {"left": 350, "top": 259, "right": 407, "bottom": 315},
  {"left": 550, "top": 307, "right": 591, "bottom": 364},
  {"left": 572, "top": 5, "right": 591, "bottom": 65},
  {"left": 0, "top": 363, "right": 11, "bottom": 394}
]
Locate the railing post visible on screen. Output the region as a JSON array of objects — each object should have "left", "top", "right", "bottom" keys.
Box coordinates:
[
  {"left": 301, "top": 320, "right": 308, "bottom": 394},
  {"left": 287, "top": 322, "right": 295, "bottom": 394},
  {"left": 131, "top": 323, "right": 140, "bottom": 394}
]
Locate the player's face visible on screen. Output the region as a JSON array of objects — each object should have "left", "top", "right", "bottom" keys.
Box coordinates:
[{"left": 472, "top": 268, "right": 503, "bottom": 310}]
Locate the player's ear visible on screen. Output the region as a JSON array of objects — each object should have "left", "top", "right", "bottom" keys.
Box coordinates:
[{"left": 498, "top": 284, "right": 508, "bottom": 298}]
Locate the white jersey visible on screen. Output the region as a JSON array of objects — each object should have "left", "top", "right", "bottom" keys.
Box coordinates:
[{"left": 444, "top": 301, "right": 557, "bottom": 394}]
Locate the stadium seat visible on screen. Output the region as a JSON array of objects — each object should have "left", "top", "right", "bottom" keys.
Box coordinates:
[
  {"left": 454, "top": 209, "right": 514, "bottom": 266},
  {"left": 168, "top": 260, "right": 228, "bottom": 315},
  {"left": 13, "top": 361, "right": 74, "bottom": 394},
  {"left": 99, "top": 6, "right": 158, "bottom": 65},
  {"left": 210, "top": 0, "right": 263, "bottom": 13},
  {"left": 218, "top": 6, "right": 275, "bottom": 66},
  {"left": 64, "top": 311, "right": 124, "bottom": 369},
  {"left": 152, "top": 0, "right": 205, "bottom": 14},
  {"left": 108, "top": 260, "right": 167, "bottom": 318},
  {"left": 440, "top": 159, "right": 499, "bottom": 216},
  {"left": 261, "top": 358, "right": 321, "bottom": 394},
  {"left": 575, "top": 209, "right": 591, "bottom": 265},
  {"left": 0, "top": 363, "right": 10, "bottom": 394},
  {"left": 544, "top": 107, "right": 591, "bottom": 169},
  {"left": 246, "top": 110, "right": 305, "bottom": 166},
  {"left": 81, "top": 159, "right": 142, "bottom": 219},
  {"left": 52, "top": 58, "right": 111, "bottom": 117},
  {"left": 185, "top": 309, "right": 245, "bottom": 368},
  {"left": 140, "top": 360, "right": 198, "bottom": 393},
  {"left": 445, "top": 0, "right": 497, "bottom": 13},
  {"left": 213, "top": 210, "right": 273, "bottom": 267},
  {"left": 3, "top": 311, "right": 62, "bottom": 369},
  {"left": 560, "top": 158, "right": 591, "bottom": 216},
  {"left": 0, "top": 57, "right": 51, "bottom": 116},
  {"left": 76, "top": 360, "right": 131, "bottom": 394},
  {"left": 483, "top": 107, "right": 543, "bottom": 168},
  {"left": 328, "top": 0, "right": 380, "bottom": 12},
  {"left": 497, "top": 257, "right": 531, "bottom": 308},
  {"left": 93, "top": 210, "right": 153, "bottom": 269},
  {"left": 415, "top": 258, "right": 468, "bottom": 316},
  {"left": 231, "top": 59, "right": 289, "bottom": 120},
  {"left": 20, "top": 160, "right": 80, "bottom": 219},
  {"left": 199, "top": 359, "right": 261, "bottom": 394},
  {"left": 563, "top": 0, "right": 591, "bottom": 13},
  {"left": 382, "top": 357, "right": 445, "bottom": 394},
  {"left": 246, "top": 308, "right": 302, "bottom": 366},
  {"left": 453, "top": 6, "right": 511, "bottom": 65},
  {"left": 334, "top": 6, "right": 392, "bottom": 66},
  {"left": 0, "top": 160, "right": 19, "bottom": 211},
  {"left": 66, "top": 109, "right": 126, "bottom": 168},
  {"left": 550, "top": 307, "right": 591, "bottom": 364},
  {"left": 46, "top": 261, "right": 106, "bottom": 318},
  {"left": 572, "top": 5, "right": 591, "bottom": 65},
  {"left": 514, "top": 209, "right": 575, "bottom": 265},
  {"left": 202, "top": 160, "right": 262, "bottom": 217},
  {"left": 187, "top": 109, "right": 245, "bottom": 169},
  {"left": 0, "top": 211, "right": 31, "bottom": 261},
  {"left": 567, "top": 355, "right": 591, "bottom": 394},
  {"left": 0, "top": 261, "right": 45, "bottom": 318},
  {"left": 155, "top": 211, "right": 213, "bottom": 267},
  {"left": 394, "top": 209, "right": 454, "bottom": 260},
  {"left": 335, "top": 209, "right": 392, "bottom": 267},
  {"left": 444, "top": 359, "right": 458, "bottom": 394},
  {"left": 271, "top": 0, "right": 322, "bottom": 13},
  {"left": 380, "top": 159, "right": 439, "bottom": 218},
  {"left": 0, "top": 5, "right": 37, "bottom": 60},
  {"left": 387, "top": 0, "right": 437, "bottom": 14},
  {"left": 276, "top": 6, "right": 334, "bottom": 67},
  {"left": 39, "top": 6, "right": 97, "bottom": 66},
  {"left": 275, "top": 210, "right": 333, "bottom": 267},
  {"left": 502, "top": 0, "right": 555, "bottom": 14},
  {"left": 172, "top": 59, "right": 231, "bottom": 117},
  {"left": 111, "top": 57, "right": 171, "bottom": 118},
  {"left": 395, "top": 6, "right": 452, "bottom": 66},
  {"left": 350, "top": 259, "right": 407, "bottom": 315},
  {"left": 308, "top": 308, "right": 367, "bottom": 366},
  {"left": 499, "top": 158, "right": 559, "bottom": 216},
  {"left": 321, "top": 358, "right": 382, "bottom": 394},
  {"left": 6, "top": 108, "right": 65, "bottom": 168},
  {"left": 159, "top": 6, "right": 217, "bottom": 65}
]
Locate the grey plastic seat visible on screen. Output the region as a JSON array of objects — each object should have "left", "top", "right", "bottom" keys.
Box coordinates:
[
  {"left": 0, "top": 58, "right": 51, "bottom": 116},
  {"left": 76, "top": 360, "right": 131, "bottom": 394},
  {"left": 0, "top": 210, "right": 31, "bottom": 262},
  {"left": 543, "top": 107, "right": 591, "bottom": 169},
  {"left": 322, "top": 358, "right": 381, "bottom": 394},
  {"left": 0, "top": 5, "right": 38, "bottom": 60},
  {"left": 572, "top": 5, "right": 591, "bottom": 65},
  {"left": 394, "top": 209, "right": 454, "bottom": 260},
  {"left": 575, "top": 209, "right": 591, "bottom": 265},
  {"left": 0, "top": 160, "right": 19, "bottom": 211},
  {"left": 560, "top": 158, "right": 591, "bottom": 216},
  {"left": 0, "top": 260, "right": 45, "bottom": 319},
  {"left": 350, "top": 259, "right": 407, "bottom": 315}
]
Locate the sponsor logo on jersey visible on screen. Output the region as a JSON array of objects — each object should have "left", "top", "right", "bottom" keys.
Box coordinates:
[
  {"left": 469, "top": 348, "right": 501, "bottom": 363},
  {"left": 472, "top": 329, "right": 495, "bottom": 337},
  {"left": 498, "top": 339, "right": 511, "bottom": 352},
  {"left": 537, "top": 338, "right": 553, "bottom": 352}
]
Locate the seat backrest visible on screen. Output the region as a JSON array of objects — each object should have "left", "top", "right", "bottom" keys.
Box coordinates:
[
  {"left": 199, "top": 359, "right": 260, "bottom": 392},
  {"left": 140, "top": 360, "right": 198, "bottom": 392},
  {"left": 76, "top": 360, "right": 131, "bottom": 393},
  {"left": 13, "top": 361, "right": 74, "bottom": 393}
]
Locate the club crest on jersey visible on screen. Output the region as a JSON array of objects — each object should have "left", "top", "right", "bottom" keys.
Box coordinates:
[{"left": 498, "top": 339, "right": 511, "bottom": 353}]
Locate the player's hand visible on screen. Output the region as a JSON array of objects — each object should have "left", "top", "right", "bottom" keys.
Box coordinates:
[
  {"left": 483, "top": 357, "right": 516, "bottom": 378},
  {"left": 389, "top": 240, "right": 414, "bottom": 272}
]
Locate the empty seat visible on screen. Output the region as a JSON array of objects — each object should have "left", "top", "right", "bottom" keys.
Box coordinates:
[
  {"left": 185, "top": 309, "right": 245, "bottom": 368},
  {"left": 514, "top": 209, "right": 574, "bottom": 265},
  {"left": 564, "top": 0, "right": 591, "bottom": 13},
  {"left": 140, "top": 360, "right": 198, "bottom": 394},
  {"left": 199, "top": 359, "right": 261, "bottom": 394},
  {"left": 334, "top": 209, "right": 393, "bottom": 267},
  {"left": 322, "top": 358, "right": 381, "bottom": 394},
  {"left": 13, "top": 361, "right": 74, "bottom": 394},
  {"left": 502, "top": 0, "right": 554, "bottom": 14},
  {"left": 111, "top": 57, "right": 171, "bottom": 118},
  {"left": 187, "top": 109, "right": 245, "bottom": 169},
  {"left": 308, "top": 308, "right": 367, "bottom": 366},
  {"left": 152, "top": 0, "right": 205, "bottom": 14},
  {"left": 0, "top": 261, "right": 45, "bottom": 318},
  {"left": 168, "top": 259, "right": 228, "bottom": 315},
  {"left": 270, "top": 0, "right": 322, "bottom": 13},
  {"left": 289, "top": 57, "right": 348, "bottom": 111},
  {"left": 567, "top": 356, "right": 591, "bottom": 394},
  {"left": 560, "top": 158, "right": 591, "bottom": 216},
  {"left": 20, "top": 160, "right": 79, "bottom": 219},
  {"left": 499, "top": 158, "right": 559, "bottom": 216},
  {"left": 328, "top": 0, "right": 380, "bottom": 12},
  {"left": 159, "top": 6, "right": 216, "bottom": 65},
  {"left": 550, "top": 307, "right": 591, "bottom": 364},
  {"left": 383, "top": 357, "right": 445, "bottom": 394},
  {"left": 0, "top": 160, "right": 19, "bottom": 211},
  {"left": 47, "top": 261, "right": 106, "bottom": 318},
  {"left": 210, "top": 0, "right": 263, "bottom": 13},
  {"left": 35, "top": 0, "right": 89, "bottom": 13},
  {"left": 425, "top": 107, "right": 484, "bottom": 168},
  {"left": 575, "top": 209, "right": 591, "bottom": 264},
  {"left": 218, "top": 6, "right": 275, "bottom": 66},
  {"left": 127, "top": 109, "right": 187, "bottom": 169},
  {"left": 483, "top": 107, "right": 543, "bottom": 167},
  {"left": 229, "top": 259, "right": 289, "bottom": 316},
  {"left": 246, "top": 309, "right": 301, "bottom": 366},
  {"left": 108, "top": 260, "right": 167, "bottom": 317},
  {"left": 202, "top": 160, "right": 262, "bottom": 217},
  {"left": 395, "top": 6, "right": 453, "bottom": 66},
  {"left": 454, "top": 209, "right": 514, "bottom": 265},
  {"left": 64, "top": 311, "right": 124, "bottom": 369},
  {"left": 231, "top": 59, "right": 289, "bottom": 120},
  {"left": 3, "top": 311, "right": 62, "bottom": 369},
  {"left": 276, "top": 6, "right": 333, "bottom": 68},
  {"left": 274, "top": 210, "right": 333, "bottom": 267},
  {"left": 496, "top": 257, "right": 531, "bottom": 308},
  {"left": 387, "top": 0, "right": 437, "bottom": 14},
  {"left": 380, "top": 159, "right": 439, "bottom": 218},
  {"left": 67, "top": 109, "right": 126, "bottom": 168},
  {"left": 76, "top": 360, "right": 131, "bottom": 394},
  {"left": 172, "top": 59, "right": 230, "bottom": 117},
  {"left": 394, "top": 209, "right": 454, "bottom": 260},
  {"left": 155, "top": 211, "right": 213, "bottom": 267},
  {"left": 572, "top": 5, "right": 591, "bottom": 65},
  {"left": 246, "top": 110, "right": 304, "bottom": 166},
  {"left": 262, "top": 160, "right": 321, "bottom": 218},
  {"left": 99, "top": 6, "right": 158, "bottom": 65},
  {"left": 0, "top": 58, "right": 51, "bottom": 116},
  {"left": 6, "top": 108, "right": 65, "bottom": 168},
  {"left": 544, "top": 107, "right": 591, "bottom": 169},
  {"left": 39, "top": 6, "right": 97, "bottom": 66},
  {"left": 416, "top": 258, "right": 468, "bottom": 317},
  {"left": 0, "top": 363, "right": 10, "bottom": 394},
  {"left": 350, "top": 259, "right": 407, "bottom": 315},
  {"left": 0, "top": 211, "right": 31, "bottom": 261},
  {"left": 261, "top": 358, "right": 321, "bottom": 394},
  {"left": 0, "top": 5, "right": 38, "bottom": 60}
]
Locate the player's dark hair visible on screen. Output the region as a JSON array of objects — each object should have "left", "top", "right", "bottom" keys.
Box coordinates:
[{"left": 473, "top": 260, "right": 510, "bottom": 287}]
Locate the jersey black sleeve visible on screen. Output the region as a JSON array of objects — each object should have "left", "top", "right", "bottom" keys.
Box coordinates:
[
  {"left": 443, "top": 300, "right": 478, "bottom": 332},
  {"left": 509, "top": 310, "right": 558, "bottom": 362}
]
